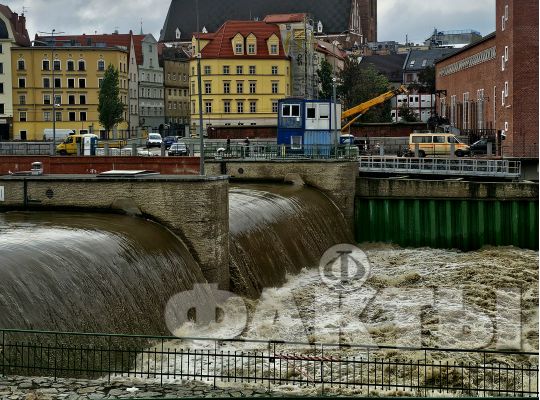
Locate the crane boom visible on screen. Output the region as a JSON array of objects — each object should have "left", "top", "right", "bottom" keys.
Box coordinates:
[{"left": 341, "top": 85, "right": 408, "bottom": 132}]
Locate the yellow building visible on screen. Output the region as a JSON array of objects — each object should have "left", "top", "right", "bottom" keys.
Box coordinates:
[
  {"left": 190, "top": 20, "right": 291, "bottom": 130},
  {"left": 11, "top": 45, "right": 129, "bottom": 140}
]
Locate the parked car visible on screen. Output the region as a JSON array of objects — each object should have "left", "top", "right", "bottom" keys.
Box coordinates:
[
  {"left": 168, "top": 142, "right": 190, "bottom": 156},
  {"left": 408, "top": 133, "right": 470, "bottom": 157},
  {"left": 146, "top": 133, "right": 162, "bottom": 148},
  {"left": 469, "top": 139, "right": 490, "bottom": 155},
  {"left": 163, "top": 136, "right": 177, "bottom": 149}
]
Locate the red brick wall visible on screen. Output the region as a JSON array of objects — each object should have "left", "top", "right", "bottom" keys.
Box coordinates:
[
  {"left": 508, "top": 0, "right": 538, "bottom": 157},
  {"left": 0, "top": 156, "right": 200, "bottom": 175}
]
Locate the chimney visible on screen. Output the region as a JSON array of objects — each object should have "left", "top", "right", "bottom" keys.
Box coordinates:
[{"left": 18, "top": 14, "right": 26, "bottom": 35}]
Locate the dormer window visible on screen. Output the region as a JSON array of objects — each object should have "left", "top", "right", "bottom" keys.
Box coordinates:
[
  {"left": 270, "top": 44, "right": 278, "bottom": 54},
  {"left": 248, "top": 44, "right": 255, "bottom": 54},
  {"left": 235, "top": 43, "right": 243, "bottom": 54},
  {"left": 233, "top": 33, "right": 244, "bottom": 55}
]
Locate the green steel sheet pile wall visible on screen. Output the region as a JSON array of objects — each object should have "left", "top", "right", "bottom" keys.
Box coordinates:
[{"left": 355, "top": 198, "right": 538, "bottom": 250}]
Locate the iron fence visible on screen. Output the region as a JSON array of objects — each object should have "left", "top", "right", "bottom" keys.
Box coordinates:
[
  {"left": 0, "top": 329, "right": 537, "bottom": 397},
  {"left": 359, "top": 157, "right": 522, "bottom": 179},
  {"left": 0, "top": 141, "right": 54, "bottom": 155}
]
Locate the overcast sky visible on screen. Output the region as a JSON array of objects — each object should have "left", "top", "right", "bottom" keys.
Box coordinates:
[{"left": 4, "top": 0, "right": 494, "bottom": 43}]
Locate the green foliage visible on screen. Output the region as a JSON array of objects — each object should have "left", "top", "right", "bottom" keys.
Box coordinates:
[
  {"left": 317, "top": 59, "right": 334, "bottom": 100},
  {"left": 399, "top": 102, "right": 418, "bottom": 122},
  {"left": 337, "top": 59, "right": 392, "bottom": 123},
  {"left": 98, "top": 64, "right": 124, "bottom": 134},
  {"left": 409, "top": 65, "right": 435, "bottom": 94}
]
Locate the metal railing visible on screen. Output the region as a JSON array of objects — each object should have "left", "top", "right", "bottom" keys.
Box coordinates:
[
  {"left": 201, "top": 143, "right": 359, "bottom": 160},
  {"left": 0, "top": 141, "right": 54, "bottom": 155},
  {"left": 359, "top": 157, "right": 522, "bottom": 179},
  {"left": 0, "top": 329, "right": 537, "bottom": 397}
]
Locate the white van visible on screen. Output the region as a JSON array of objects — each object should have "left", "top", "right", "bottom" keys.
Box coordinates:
[{"left": 43, "top": 129, "right": 75, "bottom": 142}]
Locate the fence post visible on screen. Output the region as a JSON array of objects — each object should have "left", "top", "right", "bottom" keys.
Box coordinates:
[
  {"left": 160, "top": 142, "right": 166, "bottom": 157},
  {"left": 450, "top": 143, "right": 455, "bottom": 158},
  {"left": 487, "top": 142, "right": 493, "bottom": 156},
  {"left": 104, "top": 143, "right": 109, "bottom": 156},
  {"left": 414, "top": 143, "right": 419, "bottom": 158},
  {"left": 132, "top": 143, "right": 138, "bottom": 157},
  {"left": 379, "top": 145, "right": 385, "bottom": 156}
]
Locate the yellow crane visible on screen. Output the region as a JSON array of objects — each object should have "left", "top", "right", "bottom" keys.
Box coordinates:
[{"left": 341, "top": 85, "right": 408, "bottom": 132}]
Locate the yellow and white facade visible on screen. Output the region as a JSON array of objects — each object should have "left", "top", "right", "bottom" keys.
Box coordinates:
[
  {"left": 11, "top": 46, "right": 129, "bottom": 140},
  {"left": 189, "top": 21, "right": 291, "bottom": 129}
]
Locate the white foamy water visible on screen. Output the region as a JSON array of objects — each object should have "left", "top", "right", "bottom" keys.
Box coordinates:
[{"left": 137, "top": 245, "right": 538, "bottom": 396}]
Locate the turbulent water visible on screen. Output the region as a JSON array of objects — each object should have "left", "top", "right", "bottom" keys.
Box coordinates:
[
  {"left": 229, "top": 184, "right": 353, "bottom": 297},
  {"left": 0, "top": 212, "right": 205, "bottom": 333}
]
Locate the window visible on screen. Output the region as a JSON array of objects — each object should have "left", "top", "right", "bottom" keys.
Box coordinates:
[
  {"left": 67, "top": 60, "right": 74, "bottom": 71},
  {"left": 19, "top": 111, "right": 27, "bottom": 122},
  {"left": 237, "top": 101, "right": 244, "bottom": 113},
  {"left": 20, "top": 131, "right": 27, "bottom": 140},
  {"left": 204, "top": 65, "right": 211, "bottom": 75},
  {"left": 18, "top": 78, "right": 25, "bottom": 88},
  {"left": 270, "top": 44, "right": 278, "bottom": 54},
  {"left": 236, "top": 65, "right": 243, "bottom": 75},
  {"left": 42, "top": 60, "right": 50, "bottom": 70},
  {"left": 98, "top": 78, "right": 103, "bottom": 88},
  {"left": 79, "top": 95, "right": 86, "bottom": 105},
  {"left": 98, "top": 60, "right": 105, "bottom": 71},
  {"left": 223, "top": 82, "right": 230, "bottom": 94},
  {"left": 235, "top": 43, "right": 243, "bottom": 54},
  {"left": 463, "top": 92, "right": 470, "bottom": 129},
  {"left": 249, "top": 82, "right": 256, "bottom": 94},
  {"left": 204, "top": 81, "right": 212, "bottom": 94},
  {"left": 68, "top": 78, "right": 75, "bottom": 88},
  {"left": 191, "top": 66, "right": 195, "bottom": 75},
  {"left": 19, "top": 95, "right": 26, "bottom": 105},
  {"left": 236, "top": 81, "right": 243, "bottom": 94},
  {"left": 271, "top": 82, "right": 278, "bottom": 94},
  {"left": 43, "top": 111, "right": 51, "bottom": 121},
  {"left": 248, "top": 44, "right": 255, "bottom": 54},
  {"left": 80, "top": 112, "right": 87, "bottom": 121},
  {"left": 69, "top": 111, "right": 76, "bottom": 121},
  {"left": 504, "top": 46, "right": 509, "bottom": 61},
  {"left": 504, "top": 81, "right": 509, "bottom": 97},
  {"left": 79, "top": 78, "right": 86, "bottom": 88},
  {"left": 291, "top": 136, "right": 302, "bottom": 150},
  {"left": 53, "top": 111, "right": 61, "bottom": 122},
  {"left": 224, "top": 100, "right": 231, "bottom": 113},
  {"left": 54, "top": 78, "right": 61, "bottom": 88},
  {"left": 282, "top": 104, "right": 300, "bottom": 117},
  {"left": 0, "top": 63, "right": 3, "bottom": 74},
  {"left": 271, "top": 66, "right": 278, "bottom": 75},
  {"left": 68, "top": 95, "right": 75, "bottom": 105},
  {"left": 501, "top": 56, "right": 505, "bottom": 71},
  {"left": 505, "top": 4, "right": 509, "bottom": 20},
  {"left": 43, "top": 94, "right": 51, "bottom": 105},
  {"left": 501, "top": 15, "right": 505, "bottom": 31},
  {"left": 433, "top": 136, "right": 445, "bottom": 143},
  {"left": 307, "top": 106, "right": 316, "bottom": 119},
  {"left": 205, "top": 101, "right": 212, "bottom": 114},
  {"left": 42, "top": 77, "right": 50, "bottom": 88},
  {"left": 53, "top": 60, "right": 61, "bottom": 71},
  {"left": 412, "top": 136, "right": 433, "bottom": 143},
  {"left": 17, "top": 59, "right": 25, "bottom": 70},
  {"left": 319, "top": 104, "right": 329, "bottom": 118},
  {"left": 54, "top": 95, "right": 61, "bottom": 105},
  {"left": 272, "top": 101, "right": 278, "bottom": 113},
  {"left": 191, "top": 82, "right": 195, "bottom": 94},
  {"left": 249, "top": 101, "right": 256, "bottom": 113}
]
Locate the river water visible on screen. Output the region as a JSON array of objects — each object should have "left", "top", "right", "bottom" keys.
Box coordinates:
[{"left": 0, "top": 184, "right": 537, "bottom": 352}]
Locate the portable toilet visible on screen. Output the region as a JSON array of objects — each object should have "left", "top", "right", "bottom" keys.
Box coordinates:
[
  {"left": 82, "top": 134, "right": 98, "bottom": 156},
  {"left": 277, "top": 98, "right": 341, "bottom": 157}
]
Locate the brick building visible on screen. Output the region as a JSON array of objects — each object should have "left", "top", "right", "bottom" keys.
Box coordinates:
[{"left": 435, "top": 0, "right": 538, "bottom": 158}]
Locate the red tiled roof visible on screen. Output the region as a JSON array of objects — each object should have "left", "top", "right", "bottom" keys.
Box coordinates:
[
  {"left": 263, "top": 13, "right": 306, "bottom": 23},
  {"left": 0, "top": 5, "right": 31, "bottom": 46},
  {"left": 194, "top": 20, "right": 288, "bottom": 59},
  {"left": 36, "top": 33, "right": 147, "bottom": 65}
]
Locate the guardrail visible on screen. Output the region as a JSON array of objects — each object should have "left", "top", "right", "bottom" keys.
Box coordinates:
[
  {"left": 0, "top": 329, "right": 537, "bottom": 397},
  {"left": 359, "top": 157, "right": 522, "bottom": 179}
]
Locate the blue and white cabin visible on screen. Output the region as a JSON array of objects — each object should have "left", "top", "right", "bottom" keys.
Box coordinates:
[{"left": 277, "top": 99, "right": 342, "bottom": 156}]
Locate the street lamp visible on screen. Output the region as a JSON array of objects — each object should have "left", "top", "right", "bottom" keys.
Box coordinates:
[{"left": 38, "top": 29, "right": 64, "bottom": 154}]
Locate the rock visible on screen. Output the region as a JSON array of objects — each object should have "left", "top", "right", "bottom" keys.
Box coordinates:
[
  {"left": 18, "top": 382, "right": 34, "bottom": 389},
  {"left": 108, "top": 388, "right": 125, "bottom": 396},
  {"left": 77, "top": 386, "right": 99, "bottom": 394}
]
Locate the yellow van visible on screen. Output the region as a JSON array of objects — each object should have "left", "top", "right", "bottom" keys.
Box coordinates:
[
  {"left": 56, "top": 134, "right": 98, "bottom": 155},
  {"left": 408, "top": 133, "right": 470, "bottom": 157}
]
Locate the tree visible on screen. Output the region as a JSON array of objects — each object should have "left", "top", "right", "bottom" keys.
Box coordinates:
[
  {"left": 399, "top": 102, "right": 418, "bottom": 122},
  {"left": 98, "top": 64, "right": 124, "bottom": 136},
  {"left": 317, "top": 59, "right": 334, "bottom": 100},
  {"left": 409, "top": 65, "right": 435, "bottom": 94},
  {"left": 337, "top": 59, "right": 392, "bottom": 123}
]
